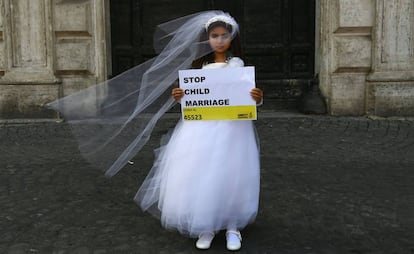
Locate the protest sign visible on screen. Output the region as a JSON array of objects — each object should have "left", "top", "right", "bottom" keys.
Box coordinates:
[{"left": 178, "top": 66, "right": 256, "bottom": 121}]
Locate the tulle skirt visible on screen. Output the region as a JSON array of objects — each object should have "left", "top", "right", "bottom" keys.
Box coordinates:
[{"left": 134, "top": 119, "right": 260, "bottom": 237}]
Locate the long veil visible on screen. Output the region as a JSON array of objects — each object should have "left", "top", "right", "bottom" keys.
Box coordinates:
[{"left": 47, "top": 10, "right": 238, "bottom": 177}]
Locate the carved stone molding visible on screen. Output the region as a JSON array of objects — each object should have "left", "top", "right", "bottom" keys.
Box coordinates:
[
  {"left": 52, "top": 0, "right": 109, "bottom": 85},
  {"left": 11, "top": 0, "right": 47, "bottom": 68},
  {"left": 368, "top": 0, "right": 414, "bottom": 81},
  {"left": 0, "top": 0, "right": 5, "bottom": 76},
  {"left": 0, "top": 0, "right": 57, "bottom": 83}
]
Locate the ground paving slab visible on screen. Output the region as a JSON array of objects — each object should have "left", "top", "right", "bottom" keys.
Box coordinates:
[{"left": 1, "top": 113, "right": 413, "bottom": 254}]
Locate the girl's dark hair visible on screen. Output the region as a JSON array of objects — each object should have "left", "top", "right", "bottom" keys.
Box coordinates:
[{"left": 191, "top": 21, "right": 243, "bottom": 69}]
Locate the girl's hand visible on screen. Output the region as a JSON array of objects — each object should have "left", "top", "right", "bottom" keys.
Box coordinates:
[
  {"left": 250, "top": 88, "right": 263, "bottom": 104},
  {"left": 172, "top": 88, "right": 184, "bottom": 101}
]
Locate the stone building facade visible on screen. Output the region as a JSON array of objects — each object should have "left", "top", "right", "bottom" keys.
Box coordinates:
[
  {"left": 0, "top": 0, "right": 109, "bottom": 118},
  {"left": 319, "top": 0, "right": 414, "bottom": 116},
  {"left": 0, "top": 0, "right": 413, "bottom": 118}
]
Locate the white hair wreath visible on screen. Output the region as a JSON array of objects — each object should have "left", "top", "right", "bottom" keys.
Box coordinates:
[{"left": 205, "top": 14, "right": 238, "bottom": 31}]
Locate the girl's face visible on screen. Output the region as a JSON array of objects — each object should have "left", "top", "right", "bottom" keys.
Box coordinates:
[{"left": 208, "top": 26, "right": 231, "bottom": 54}]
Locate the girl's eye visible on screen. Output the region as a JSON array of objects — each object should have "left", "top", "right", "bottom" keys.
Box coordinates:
[{"left": 210, "top": 33, "right": 230, "bottom": 40}]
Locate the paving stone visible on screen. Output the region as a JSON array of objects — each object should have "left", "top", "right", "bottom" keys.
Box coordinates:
[{"left": 0, "top": 113, "right": 413, "bottom": 253}]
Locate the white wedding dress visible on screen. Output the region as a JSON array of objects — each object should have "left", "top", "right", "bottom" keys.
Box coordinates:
[{"left": 135, "top": 58, "right": 260, "bottom": 237}]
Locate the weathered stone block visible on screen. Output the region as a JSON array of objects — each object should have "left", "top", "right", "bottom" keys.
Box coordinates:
[
  {"left": 53, "top": 1, "right": 92, "bottom": 32},
  {"left": 330, "top": 75, "right": 366, "bottom": 115},
  {"left": 0, "top": 84, "right": 59, "bottom": 118},
  {"left": 56, "top": 39, "right": 93, "bottom": 73},
  {"left": 334, "top": 36, "right": 371, "bottom": 69},
  {"left": 380, "top": 0, "right": 414, "bottom": 64},
  {"left": 59, "top": 78, "right": 101, "bottom": 117},
  {"left": 338, "top": 0, "right": 374, "bottom": 27},
  {"left": 367, "top": 82, "right": 414, "bottom": 116}
]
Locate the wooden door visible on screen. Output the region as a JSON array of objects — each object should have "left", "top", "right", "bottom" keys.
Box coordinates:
[{"left": 110, "top": 0, "right": 315, "bottom": 109}]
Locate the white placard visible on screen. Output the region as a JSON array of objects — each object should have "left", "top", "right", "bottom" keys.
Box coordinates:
[{"left": 178, "top": 66, "right": 257, "bottom": 121}]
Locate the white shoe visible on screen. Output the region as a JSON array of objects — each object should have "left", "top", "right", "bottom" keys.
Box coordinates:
[
  {"left": 195, "top": 232, "right": 215, "bottom": 250},
  {"left": 226, "top": 230, "right": 242, "bottom": 251}
]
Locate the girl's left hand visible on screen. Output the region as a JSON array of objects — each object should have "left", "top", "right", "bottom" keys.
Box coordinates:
[{"left": 250, "top": 88, "right": 263, "bottom": 104}]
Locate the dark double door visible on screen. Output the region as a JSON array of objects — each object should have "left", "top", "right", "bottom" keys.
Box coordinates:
[{"left": 110, "top": 0, "right": 315, "bottom": 110}]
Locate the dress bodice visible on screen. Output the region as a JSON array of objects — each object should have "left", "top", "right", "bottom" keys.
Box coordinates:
[
  {"left": 202, "top": 62, "right": 228, "bottom": 69},
  {"left": 202, "top": 57, "right": 244, "bottom": 69}
]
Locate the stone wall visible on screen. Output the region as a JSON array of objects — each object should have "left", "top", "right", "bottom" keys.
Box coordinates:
[
  {"left": 318, "top": 0, "right": 414, "bottom": 116},
  {"left": 366, "top": 0, "right": 414, "bottom": 116},
  {"left": 0, "top": 0, "right": 109, "bottom": 118},
  {"left": 0, "top": 0, "right": 413, "bottom": 117}
]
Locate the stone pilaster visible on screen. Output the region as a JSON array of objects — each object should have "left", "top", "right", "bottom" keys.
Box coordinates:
[
  {"left": 0, "top": 0, "right": 5, "bottom": 76},
  {"left": 0, "top": 0, "right": 59, "bottom": 117},
  {"left": 53, "top": 0, "right": 109, "bottom": 94},
  {"left": 0, "top": 0, "right": 57, "bottom": 83},
  {"left": 366, "top": 0, "right": 414, "bottom": 115},
  {"left": 318, "top": 0, "right": 375, "bottom": 115},
  {"left": 0, "top": 0, "right": 110, "bottom": 117}
]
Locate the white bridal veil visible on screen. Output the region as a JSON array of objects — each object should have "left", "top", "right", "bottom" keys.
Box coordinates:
[{"left": 47, "top": 10, "right": 239, "bottom": 177}]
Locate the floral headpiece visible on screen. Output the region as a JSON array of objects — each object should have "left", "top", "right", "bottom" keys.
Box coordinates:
[{"left": 205, "top": 14, "right": 238, "bottom": 31}]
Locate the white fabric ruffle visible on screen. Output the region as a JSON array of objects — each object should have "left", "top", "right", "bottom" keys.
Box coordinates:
[{"left": 135, "top": 60, "right": 260, "bottom": 237}]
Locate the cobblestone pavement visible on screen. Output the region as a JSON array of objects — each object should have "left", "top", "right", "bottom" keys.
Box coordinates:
[{"left": 1, "top": 113, "right": 413, "bottom": 254}]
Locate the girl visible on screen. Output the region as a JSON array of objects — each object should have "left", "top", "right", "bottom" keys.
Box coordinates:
[
  {"left": 135, "top": 13, "right": 263, "bottom": 251},
  {"left": 47, "top": 10, "right": 262, "bottom": 252}
]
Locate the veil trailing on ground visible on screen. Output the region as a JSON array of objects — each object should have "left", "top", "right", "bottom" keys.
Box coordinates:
[{"left": 47, "top": 10, "right": 239, "bottom": 177}]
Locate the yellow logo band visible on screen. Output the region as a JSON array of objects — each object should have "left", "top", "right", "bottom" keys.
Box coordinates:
[{"left": 183, "top": 105, "right": 257, "bottom": 121}]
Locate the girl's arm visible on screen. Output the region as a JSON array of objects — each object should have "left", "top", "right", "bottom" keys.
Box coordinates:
[{"left": 250, "top": 88, "right": 263, "bottom": 106}]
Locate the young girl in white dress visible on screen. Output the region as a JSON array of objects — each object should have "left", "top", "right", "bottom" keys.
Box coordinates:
[
  {"left": 46, "top": 11, "right": 262, "bottom": 251},
  {"left": 135, "top": 13, "right": 263, "bottom": 251}
]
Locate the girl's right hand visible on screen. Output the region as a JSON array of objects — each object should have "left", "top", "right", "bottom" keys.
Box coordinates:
[{"left": 172, "top": 88, "right": 184, "bottom": 101}]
